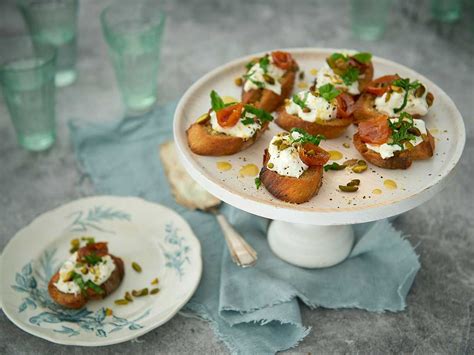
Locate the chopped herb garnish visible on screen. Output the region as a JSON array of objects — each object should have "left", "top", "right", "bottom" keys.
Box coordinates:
[
  {"left": 292, "top": 92, "right": 309, "bottom": 109},
  {"left": 84, "top": 253, "right": 102, "bottom": 266},
  {"left": 329, "top": 52, "right": 348, "bottom": 62},
  {"left": 318, "top": 83, "right": 341, "bottom": 102},
  {"left": 254, "top": 177, "right": 262, "bottom": 189},
  {"left": 392, "top": 78, "right": 421, "bottom": 113},
  {"left": 248, "top": 77, "right": 265, "bottom": 89},
  {"left": 210, "top": 90, "right": 225, "bottom": 112},
  {"left": 289, "top": 128, "right": 326, "bottom": 146},
  {"left": 245, "top": 61, "right": 255, "bottom": 71},
  {"left": 341, "top": 67, "right": 360, "bottom": 86},
  {"left": 324, "top": 162, "right": 346, "bottom": 171},
  {"left": 259, "top": 55, "right": 270, "bottom": 73},
  {"left": 388, "top": 112, "right": 417, "bottom": 149},
  {"left": 352, "top": 52, "right": 372, "bottom": 64},
  {"left": 72, "top": 272, "right": 86, "bottom": 292},
  {"left": 243, "top": 105, "right": 273, "bottom": 122},
  {"left": 241, "top": 117, "right": 255, "bottom": 125},
  {"left": 85, "top": 280, "right": 104, "bottom": 294}
]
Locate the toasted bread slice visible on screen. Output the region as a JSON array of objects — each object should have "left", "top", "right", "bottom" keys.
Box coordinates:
[
  {"left": 242, "top": 68, "right": 297, "bottom": 113},
  {"left": 353, "top": 131, "right": 435, "bottom": 169},
  {"left": 48, "top": 254, "right": 125, "bottom": 309},
  {"left": 275, "top": 106, "right": 352, "bottom": 139},
  {"left": 187, "top": 120, "right": 269, "bottom": 156},
  {"left": 259, "top": 150, "right": 323, "bottom": 204}
]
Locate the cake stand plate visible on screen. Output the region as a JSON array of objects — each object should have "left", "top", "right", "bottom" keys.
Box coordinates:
[{"left": 173, "top": 48, "right": 465, "bottom": 268}]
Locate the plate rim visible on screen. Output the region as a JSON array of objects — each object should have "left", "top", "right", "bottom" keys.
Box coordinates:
[
  {"left": 0, "top": 195, "right": 203, "bottom": 346},
  {"left": 173, "top": 47, "right": 466, "bottom": 225}
]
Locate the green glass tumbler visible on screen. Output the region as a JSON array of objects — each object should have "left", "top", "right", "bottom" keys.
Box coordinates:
[
  {"left": 18, "top": 0, "right": 79, "bottom": 87},
  {"left": 0, "top": 37, "right": 56, "bottom": 151},
  {"left": 351, "top": 0, "right": 392, "bottom": 41},
  {"left": 101, "top": 0, "right": 166, "bottom": 114}
]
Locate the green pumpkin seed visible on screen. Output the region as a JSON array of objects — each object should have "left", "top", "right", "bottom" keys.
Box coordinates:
[
  {"left": 150, "top": 288, "right": 160, "bottom": 295},
  {"left": 132, "top": 288, "right": 149, "bottom": 297},
  {"left": 352, "top": 164, "right": 367, "bottom": 173},
  {"left": 131, "top": 262, "right": 142, "bottom": 273},
  {"left": 124, "top": 291, "right": 133, "bottom": 302},
  {"left": 263, "top": 74, "right": 275, "bottom": 85},
  {"left": 347, "top": 179, "right": 360, "bottom": 186},
  {"left": 114, "top": 299, "right": 129, "bottom": 305},
  {"left": 339, "top": 185, "right": 359, "bottom": 192}
]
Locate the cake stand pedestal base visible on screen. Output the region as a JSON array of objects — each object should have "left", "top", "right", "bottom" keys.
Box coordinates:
[{"left": 267, "top": 221, "right": 355, "bottom": 268}]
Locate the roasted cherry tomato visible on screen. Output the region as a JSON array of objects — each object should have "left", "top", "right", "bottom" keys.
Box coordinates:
[
  {"left": 271, "top": 51, "right": 293, "bottom": 70},
  {"left": 77, "top": 242, "right": 109, "bottom": 260},
  {"left": 336, "top": 92, "right": 355, "bottom": 119},
  {"left": 358, "top": 115, "right": 391, "bottom": 144},
  {"left": 216, "top": 103, "right": 243, "bottom": 128},
  {"left": 299, "top": 143, "right": 330, "bottom": 166},
  {"left": 365, "top": 75, "right": 400, "bottom": 96}
]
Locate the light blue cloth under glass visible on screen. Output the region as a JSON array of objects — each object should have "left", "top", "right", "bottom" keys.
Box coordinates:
[{"left": 69, "top": 102, "right": 420, "bottom": 354}]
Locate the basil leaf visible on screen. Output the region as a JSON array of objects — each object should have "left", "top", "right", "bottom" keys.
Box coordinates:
[
  {"left": 241, "top": 117, "right": 255, "bottom": 125},
  {"left": 388, "top": 112, "right": 417, "bottom": 149},
  {"left": 210, "top": 90, "right": 225, "bottom": 112},
  {"left": 292, "top": 92, "right": 309, "bottom": 109},
  {"left": 85, "top": 280, "right": 105, "bottom": 294},
  {"left": 254, "top": 177, "right": 262, "bottom": 190},
  {"left": 318, "top": 83, "right": 341, "bottom": 102},
  {"left": 259, "top": 55, "right": 270, "bottom": 73},
  {"left": 243, "top": 105, "right": 273, "bottom": 122},
  {"left": 352, "top": 52, "right": 372, "bottom": 64},
  {"left": 392, "top": 78, "right": 421, "bottom": 113},
  {"left": 329, "top": 52, "right": 348, "bottom": 62},
  {"left": 289, "top": 128, "right": 326, "bottom": 146},
  {"left": 341, "top": 67, "right": 360, "bottom": 86},
  {"left": 72, "top": 272, "right": 86, "bottom": 292},
  {"left": 84, "top": 253, "right": 102, "bottom": 266}
]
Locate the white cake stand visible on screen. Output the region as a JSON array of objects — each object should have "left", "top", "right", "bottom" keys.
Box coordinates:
[{"left": 173, "top": 48, "right": 466, "bottom": 268}]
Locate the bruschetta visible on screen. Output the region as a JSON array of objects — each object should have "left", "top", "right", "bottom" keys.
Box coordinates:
[
  {"left": 187, "top": 91, "right": 272, "bottom": 156},
  {"left": 48, "top": 242, "right": 125, "bottom": 309},
  {"left": 241, "top": 51, "right": 298, "bottom": 113},
  {"left": 315, "top": 51, "right": 374, "bottom": 96},
  {"left": 353, "top": 113, "right": 435, "bottom": 169},
  {"left": 275, "top": 83, "right": 354, "bottom": 139},
  {"left": 259, "top": 129, "right": 330, "bottom": 204},
  {"left": 353, "top": 75, "right": 434, "bottom": 124}
]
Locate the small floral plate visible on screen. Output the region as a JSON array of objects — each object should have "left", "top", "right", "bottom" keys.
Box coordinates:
[{"left": 0, "top": 196, "right": 202, "bottom": 346}]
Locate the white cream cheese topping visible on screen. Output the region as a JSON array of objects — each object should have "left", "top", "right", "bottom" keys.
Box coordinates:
[
  {"left": 366, "top": 118, "right": 428, "bottom": 159},
  {"left": 243, "top": 56, "right": 285, "bottom": 95},
  {"left": 209, "top": 110, "right": 261, "bottom": 140},
  {"left": 375, "top": 87, "right": 429, "bottom": 117},
  {"left": 53, "top": 252, "right": 116, "bottom": 295},
  {"left": 285, "top": 90, "right": 337, "bottom": 122},
  {"left": 267, "top": 132, "right": 308, "bottom": 178}
]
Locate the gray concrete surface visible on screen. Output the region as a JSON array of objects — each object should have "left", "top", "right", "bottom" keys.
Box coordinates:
[{"left": 1, "top": 0, "right": 473, "bottom": 353}]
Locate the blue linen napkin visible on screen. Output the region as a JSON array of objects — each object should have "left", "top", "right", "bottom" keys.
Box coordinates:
[{"left": 69, "top": 102, "right": 420, "bottom": 354}]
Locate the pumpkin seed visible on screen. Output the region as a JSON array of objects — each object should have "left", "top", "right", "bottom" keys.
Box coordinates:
[
  {"left": 414, "top": 85, "right": 425, "bottom": 97},
  {"left": 151, "top": 278, "right": 159, "bottom": 285},
  {"left": 132, "top": 288, "right": 149, "bottom": 297},
  {"left": 234, "top": 77, "right": 243, "bottom": 86},
  {"left": 347, "top": 179, "right": 360, "bottom": 186},
  {"left": 267, "top": 163, "right": 274, "bottom": 169},
  {"left": 342, "top": 142, "right": 350, "bottom": 149},
  {"left": 132, "top": 262, "right": 142, "bottom": 273},
  {"left": 195, "top": 112, "right": 210, "bottom": 124},
  {"left": 343, "top": 159, "right": 358, "bottom": 167},
  {"left": 426, "top": 92, "right": 434, "bottom": 106},
  {"left": 105, "top": 308, "right": 113, "bottom": 316},
  {"left": 263, "top": 74, "right": 275, "bottom": 85},
  {"left": 405, "top": 142, "right": 414, "bottom": 150},
  {"left": 339, "top": 185, "right": 359, "bottom": 192},
  {"left": 124, "top": 291, "right": 133, "bottom": 302},
  {"left": 384, "top": 92, "right": 391, "bottom": 102},
  {"left": 114, "top": 299, "right": 129, "bottom": 305},
  {"left": 352, "top": 164, "right": 367, "bottom": 173},
  {"left": 150, "top": 288, "right": 160, "bottom": 295},
  {"left": 408, "top": 127, "right": 421, "bottom": 136},
  {"left": 302, "top": 107, "right": 311, "bottom": 113}
]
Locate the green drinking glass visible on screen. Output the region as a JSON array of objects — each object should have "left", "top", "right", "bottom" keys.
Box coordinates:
[
  {"left": 18, "top": 0, "right": 79, "bottom": 87},
  {"left": 351, "top": 0, "right": 392, "bottom": 41},
  {"left": 0, "top": 37, "right": 56, "bottom": 151},
  {"left": 101, "top": 0, "right": 166, "bottom": 115}
]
